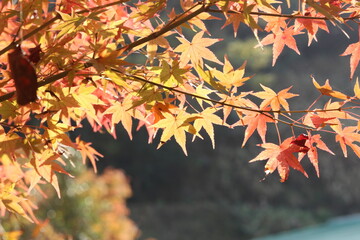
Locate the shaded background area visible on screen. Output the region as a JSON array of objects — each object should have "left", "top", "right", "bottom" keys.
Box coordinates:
[{"left": 76, "top": 21, "right": 360, "bottom": 239}]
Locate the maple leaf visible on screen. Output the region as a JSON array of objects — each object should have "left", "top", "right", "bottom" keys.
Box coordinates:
[
  {"left": 0, "top": 101, "right": 17, "bottom": 120},
  {"left": 135, "top": 0, "right": 166, "bottom": 21},
  {"left": 298, "top": 133, "right": 334, "bottom": 177},
  {"left": 210, "top": 56, "right": 252, "bottom": 90},
  {"left": 30, "top": 150, "right": 65, "bottom": 198},
  {"left": 291, "top": 134, "right": 309, "bottom": 152},
  {"left": 218, "top": 92, "right": 252, "bottom": 124},
  {"left": 260, "top": 6, "right": 286, "bottom": 33},
  {"left": 150, "top": 101, "right": 178, "bottom": 124},
  {"left": 153, "top": 111, "right": 199, "bottom": 155},
  {"left": 306, "top": 0, "right": 343, "bottom": 23},
  {"left": 222, "top": 3, "right": 261, "bottom": 37},
  {"left": 53, "top": 11, "right": 87, "bottom": 39},
  {"left": 8, "top": 46, "right": 38, "bottom": 105},
  {"left": 73, "top": 85, "right": 105, "bottom": 125},
  {"left": 303, "top": 113, "right": 336, "bottom": 129},
  {"left": 341, "top": 40, "right": 360, "bottom": 80},
  {"left": 317, "top": 100, "right": 355, "bottom": 131},
  {"left": 252, "top": 84, "right": 298, "bottom": 117},
  {"left": 335, "top": 126, "right": 360, "bottom": 158},
  {"left": 76, "top": 137, "right": 104, "bottom": 173},
  {"left": 295, "top": 8, "right": 329, "bottom": 46},
  {"left": 174, "top": 31, "right": 223, "bottom": 67},
  {"left": 260, "top": 26, "right": 302, "bottom": 66},
  {"left": 231, "top": 101, "right": 274, "bottom": 147},
  {"left": 250, "top": 137, "right": 309, "bottom": 182},
  {"left": 312, "top": 77, "right": 349, "bottom": 99},
  {"left": 103, "top": 95, "right": 134, "bottom": 139},
  {"left": 185, "top": 4, "right": 220, "bottom": 33},
  {"left": 193, "top": 107, "right": 223, "bottom": 149},
  {"left": 222, "top": 3, "right": 245, "bottom": 37},
  {"left": 194, "top": 83, "right": 216, "bottom": 107},
  {"left": 0, "top": 184, "right": 34, "bottom": 222},
  {"left": 159, "top": 60, "right": 188, "bottom": 87}
]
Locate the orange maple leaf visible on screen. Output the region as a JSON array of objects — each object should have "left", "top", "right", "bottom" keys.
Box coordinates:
[
  {"left": 341, "top": 40, "right": 360, "bottom": 80},
  {"left": 260, "top": 26, "right": 303, "bottom": 66},
  {"left": 250, "top": 137, "right": 309, "bottom": 182},
  {"left": 236, "top": 105, "right": 274, "bottom": 147},
  {"left": 295, "top": 8, "right": 329, "bottom": 46},
  {"left": 174, "top": 31, "right": 223, "bottom": 67},
  {"left": 335, "top": 126, "right": 360, "bottom": 158},
  {"left": 252, "top": 84, "right": 298, "bottom": 117},
  {"left": 312, "top": 77, "right": 349, "bottom": 99},
  {"left": 261, "top": 6, "right": 287, "bottom": 33},
  {"left": 76, "top": 137, "right": 103, "bottom": 173},
  {"left": 150, "top": 102, "right": 177, "bottom": 124},
  {"left": 222, "top": 3, "right": 260, "bottom": 37}
]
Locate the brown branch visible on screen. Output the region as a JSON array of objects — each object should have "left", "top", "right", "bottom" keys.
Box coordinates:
[
  {"left": 119, "top": 71, "right": 360, "bottom": 133},
  {"left": 132, "top": 74, "right": 321, "bottom": 130},
  {"left": 208, "top": 8, "right": 360, "bottom": 21},
  {"left": 123, "top": 72, "right": 352, "bottom": 115},
  {"left": 119, "top": 1, "right": 210, "bottom": 52},
  {"left": 119, "top": 72, "right": 319, "bottom": 131}
]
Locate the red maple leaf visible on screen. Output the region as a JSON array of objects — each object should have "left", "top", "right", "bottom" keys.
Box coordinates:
[
  {"left": 303, "top": 112, "right": 336, "bottom": 129},
  {"left": 8, "top": 46, "right": 38, "bottom": 105},
  {"left": 250, "top": 137, "right": 309, "bottom": 182},
  {"left": 298, "top": 133, "right": 334, "bottom": 177},
  {"left": 291, "top": 134, "right": 309, "bottom": 153}
]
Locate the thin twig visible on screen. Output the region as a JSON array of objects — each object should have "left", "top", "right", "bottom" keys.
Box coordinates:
[{"left": 208, "top": 8, "right": 360, "bottom": 21}]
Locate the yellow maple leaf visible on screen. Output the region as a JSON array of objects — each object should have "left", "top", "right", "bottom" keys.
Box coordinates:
[
  {"left": 210, "top": 56, "right": 252, "bottom": 90},
  {"left": 193, "top": 108, "right": 223, "bottom": 149},
  {"left": 103, "top": 97, "right": 134, "bottom": 139},
  {"left": 174, "top": 31, "right": 223, "bottom": 67},
  {"left": 153, "top": 111, "right": 198, "bottom": 155},
  {"left": 0, "top": 183, "right": 33, "bottom": 222}
]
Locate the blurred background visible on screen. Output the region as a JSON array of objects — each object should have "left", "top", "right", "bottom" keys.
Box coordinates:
[{"left": 3, "top": 3, "right": 360, "bottom": 240}]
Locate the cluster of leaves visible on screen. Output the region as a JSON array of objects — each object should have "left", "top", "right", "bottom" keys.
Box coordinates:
[{"left": 0, "top": 0, "right": 359, "bottom": 222}]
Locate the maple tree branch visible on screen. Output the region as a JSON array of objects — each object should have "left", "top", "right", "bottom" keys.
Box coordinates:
[
  {"left": 123, "top": 72, "right": 354, "bottom": 115},
  {"left": 121, "top": 72, "right": 360, "bottom": 132},
  {"left": 207, "top": 8, "right": 360, "bottom": 21},
  {"left": 120, "top": 1, "right": 211, "bottom": 52},
  {"left": 121, "top": 72, "right": 319, "bottom": 130},
  {"left": 0, "top": 0, "right": 128, "bottom": 56},
  {"left": 0, "top": 70, "right": 70, "bottom": 103}
]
